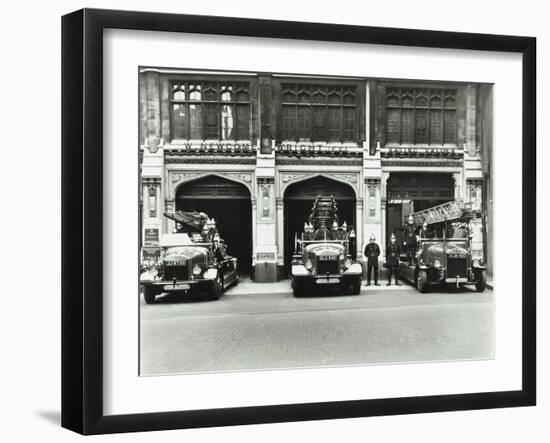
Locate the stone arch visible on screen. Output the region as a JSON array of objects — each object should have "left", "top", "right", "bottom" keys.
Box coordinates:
[
  {"left": 169, "top": 171, "right": 254, "bottom": 199},
  {"left": 174, "top": 174, "right": 253, "bottom": 272},
  {"left": 279, "top": 172, "right": 360, "bottom": 199}
]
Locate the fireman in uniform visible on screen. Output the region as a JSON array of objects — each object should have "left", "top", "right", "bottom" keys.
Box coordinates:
[
  {"left": 386, "top": 233, "right": 401, "bottom": 286},
  {"left": 418, "top": 220, "right": 432, "bottom": 239},
  {"left": 339, "top": 221, "right": 349, "bottom": 240},
  {"left": 364, "top": 234, "right": 380, "bottom": 286},
  {"left": 330, "top": 221, "right": 339, "bottom": 240},
  {"left": 402, "top": 214, "right": 417, "bottom": 266}
]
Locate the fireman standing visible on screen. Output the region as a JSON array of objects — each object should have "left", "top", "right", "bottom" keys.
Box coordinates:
[
  {"left": 386, "top": 233, "right": 401, "bottom": 286},
  {"left": 364, "top": 234, "right": 380, "bottom": 286},
  {"left": 402, "top": 214, "right": 417, "bottom": 266}
]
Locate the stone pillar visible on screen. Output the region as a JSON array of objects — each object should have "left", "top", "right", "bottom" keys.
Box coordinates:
[
  {"left": 363, "top": 178, "right": 382, "bottom": 256},
  {"left": 380, "top": 172, "right": 390, "bottom": 256},
  {"left": 164, "top": 198, "right": 175, "bottom": 234},
  {"left": 355, "top": 198, "right": 364, "bottom": 261},
  {"left": 452, "top": 171, "right": 464, "bottom": 200},
  {"left": 276, "top": 197, "right": 285, "bottom": 273},
  {"left": 253, "top": 177, "right": 278, "bottom": 282}
]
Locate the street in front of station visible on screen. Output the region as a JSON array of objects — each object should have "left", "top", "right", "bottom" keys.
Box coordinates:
[{"left": 140, "top": 280, "right": 494, "bottom": 375}]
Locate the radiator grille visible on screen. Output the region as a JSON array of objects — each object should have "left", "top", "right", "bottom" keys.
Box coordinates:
[
  {"left": 163, "top": 263, "right": 189, "bottom": 281},
  {"left": 316, "top": 257, "right": 339, "bottom": 274},
  {"left": 447, "top": 257, "right": 467, "bottom": 278}
]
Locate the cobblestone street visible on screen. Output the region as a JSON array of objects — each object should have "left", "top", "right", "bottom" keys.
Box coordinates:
[{"left": 140, "top": 279, "right": 494, "bottom": 375}]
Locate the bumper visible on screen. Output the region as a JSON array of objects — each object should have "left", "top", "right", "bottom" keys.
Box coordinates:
[
  {"left": 293, "top": 273, "right": 360, "bottom": 287},
  {"left": 143, "top": 278, "right": 216, "bottom": 295}
]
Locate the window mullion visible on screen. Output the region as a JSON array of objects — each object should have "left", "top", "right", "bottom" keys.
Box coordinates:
[
  {"left": 412, "top": 89, "right": 416, "bottom": 145},
  {"left": 398, "top": 88, "right": 402, "bottom": 145}
]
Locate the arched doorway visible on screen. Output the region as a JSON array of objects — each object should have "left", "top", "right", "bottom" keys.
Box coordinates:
[
  {"left": 176, "top": 175, "right": 253, "bottom": 272},
  {"left": 283, "top": 175, "right": 356, "bottom": 271}
]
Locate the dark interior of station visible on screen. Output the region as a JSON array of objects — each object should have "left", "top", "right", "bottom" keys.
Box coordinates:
[
  {"left": 176, "top": 175, "right": 253, "bottom": 272},
  {"left": 284, "top": 176, "right": 356, "bottom": 271}
]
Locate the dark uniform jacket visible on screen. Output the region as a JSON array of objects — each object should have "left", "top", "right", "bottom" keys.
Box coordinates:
[
  {"left": 364, "top": 242, "right": 380, "bottom": 265},
  {"left": 386, "top": 242, "right": 401, "bottom": 266},
  {"left": 402, "top": 223, "right": 417, "bottom": 246}
]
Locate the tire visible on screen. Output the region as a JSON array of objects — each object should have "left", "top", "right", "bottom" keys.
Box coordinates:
[
  {"left": 350, "top": 276, "right": 362, "bottom": 295},
  {"left": 417, "top": 270, "right": 429, "bottom": 293},
  {"left": 233, "top": 265, "right": 240, "bottom": 287},
  {"left": 292, "top": 280, "right": 305, "bottom": 297},
  {"left": 475, "top": 269, "right": 487, "bottom": 292},
  {"left": 143, "top": 286, "right": 156, "bottom": 304},
  {"left": 209, "top": 273, "right": 223, "bottom": 300}
]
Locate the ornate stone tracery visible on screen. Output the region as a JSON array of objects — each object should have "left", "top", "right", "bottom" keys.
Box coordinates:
[
  {"left": 169, "top": 171, "right": 254, "bottom": 198},
  {"left": 279, "top": 172, "right": 360, "bottom": 197}
]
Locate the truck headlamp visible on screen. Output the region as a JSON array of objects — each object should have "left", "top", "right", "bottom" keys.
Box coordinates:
[
  {"left": 344, "top": 258, "right": 352, "bottom": 269},
  {"left": 472, "top": 259, "right": 480, "bottom": 267},
  {"left": 433, "top": 259, "right": 441, "bottom": 268},
  {"left": 304, "top": 259, "right": 313, "bottom": 270},
  {"left": 192, "top": 264, "right": 203, "bottom": 276}
]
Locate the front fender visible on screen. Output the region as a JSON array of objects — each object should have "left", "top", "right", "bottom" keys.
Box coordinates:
[
  {"left": 344, "top": 263, "right": 363, "bottom": 275},
  {"left": 291, "top": 264, "right": 310, "bottom": 277}
]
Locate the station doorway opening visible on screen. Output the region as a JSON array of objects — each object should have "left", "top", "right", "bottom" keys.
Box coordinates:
[
  {"left": 283, "top": 175, "right": 356, "bottom": 271},
  {"left": 386, "top": 172, "right": 454, "bottom": 244},
  {"left": 176, "top": 175, "right": 252, "bottom": 272}
]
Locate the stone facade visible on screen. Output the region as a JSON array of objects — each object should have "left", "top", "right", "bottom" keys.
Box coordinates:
[{"left": 139, "top": 68, "right": 493, "bottom": 282}]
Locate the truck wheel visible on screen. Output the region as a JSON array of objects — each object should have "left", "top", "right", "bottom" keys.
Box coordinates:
[
  {"left": 417, "top": 270, "right": 429, "bottom": 293},
  {"left": 292, "top": 281, "right": 305, "bottom": 297},
  {"left": 351, "top": 276, "right": 362, "bottom": 295},
  {"left": 210, "top": 273, "right": 223, "bottom": 300},
  {"left": 143, "top": 287, "right": 156, "bottom": 304},
  {"left": 475, "top": 269, "right": 487, "bottom": 292}
]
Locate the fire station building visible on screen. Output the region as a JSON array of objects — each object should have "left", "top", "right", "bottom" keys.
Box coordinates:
[{"left": 139, "top": 68, "right": 493, "bottom": 282}]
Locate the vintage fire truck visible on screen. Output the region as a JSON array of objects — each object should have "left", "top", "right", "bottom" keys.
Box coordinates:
[
  {"left": 140, "top": 211, "right": 239, "bottom": 303},
  {"left": 290, "top": 196, "right": 363, "bottom": 297},
  {"left": 399, "top": 200, "right": 487, "bottom": 293}
]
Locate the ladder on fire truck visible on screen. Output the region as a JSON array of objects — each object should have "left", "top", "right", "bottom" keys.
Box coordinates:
[{"left": 410, "top": 199, "right": 474, "bottom": 226}]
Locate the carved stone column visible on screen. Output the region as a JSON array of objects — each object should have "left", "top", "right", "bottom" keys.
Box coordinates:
[
  {"left": 355, "top": 198, "right": 364, "bottom": 260},
  {"left": 254, "top": 177, "right": 278, "bottom": 282},
  {"left": 164, "top": 198, "right": 175, "bottom": 233},
  {"left": 467, "top": 178, "right": 483, "bottom": 211},
  {"left": 380, "top": 172, "right": 390, "bottom": 255},
  {"left": 251, "top": 197, "right": 257, "bottom": 269},
  {"left": 276, "top": 198, "right": 284, "bottom": 267},
  {"left": 452, "top": 171, "right": 464, "bottom": 201}
]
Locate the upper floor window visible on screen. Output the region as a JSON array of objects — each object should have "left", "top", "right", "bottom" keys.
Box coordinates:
[
  {"left": 385, "top": 87, "right": 457, "bottom": 145},
  {"left": 281, "top": 84, "right": 358, "bottom": 143},
  {"left": 170, "top": 81, "right": 251, "bottom": 141}
]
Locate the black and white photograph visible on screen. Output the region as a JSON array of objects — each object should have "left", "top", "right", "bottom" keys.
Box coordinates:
[{"left": 138, "top": 68, "right": 494, "bottom": 376}]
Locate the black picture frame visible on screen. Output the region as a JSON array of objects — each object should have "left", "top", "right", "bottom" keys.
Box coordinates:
[{"left": 61, "top": 8, "right": 536, "bottom": 435}]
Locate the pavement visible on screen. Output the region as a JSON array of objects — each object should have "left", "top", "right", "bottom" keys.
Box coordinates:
[{"left": 140, "top": 279, "right": 494, "bottom": 376}]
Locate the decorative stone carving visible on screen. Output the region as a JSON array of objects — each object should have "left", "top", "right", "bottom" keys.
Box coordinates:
[
  {"left": 280, "top": 172, "right": 360, "bottom": 196},
  {"left": 365, "top": 178, "right": 381, "bottom": 199},
  {"left": 169, "top": 171, "right": 254, "bottom": 196},
  {"left": 170, "top": 172, "right": 202, "bottom": 184},
  {"left": 145, "top": 135, "right": 163, "bottom": 153},
  {"left": 142, "top": 177, "right": 161, "bottom": 185},
  {"left": 257, "top": 177, "right": 274, "bottom": 185},
  {"left": 260, "top": 184, "right": 271, "bottom": 217}
]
